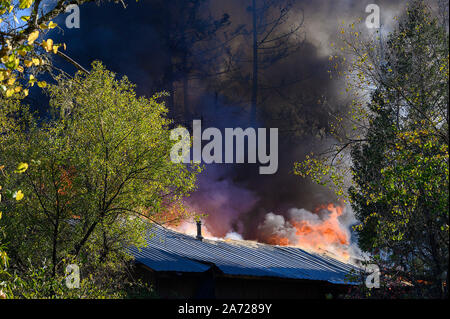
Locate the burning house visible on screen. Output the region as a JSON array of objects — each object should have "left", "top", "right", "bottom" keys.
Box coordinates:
[{"left": 130, "top": 222, "right": 360, "bottom": 299}]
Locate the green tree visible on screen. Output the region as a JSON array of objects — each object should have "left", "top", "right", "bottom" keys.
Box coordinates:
[
  {"left": 0, "top": 62, "right": 200, "bottom": 297},
  {"left": 0, "top": 160, "right": 31, "bottom": 299},
  {"left": 351, "top": 1, "right": 448, "bottom": 297}
]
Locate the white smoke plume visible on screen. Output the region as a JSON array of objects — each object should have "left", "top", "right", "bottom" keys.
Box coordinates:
[{"left": 258, "top": 204, "right": 363, "bottom": 262}]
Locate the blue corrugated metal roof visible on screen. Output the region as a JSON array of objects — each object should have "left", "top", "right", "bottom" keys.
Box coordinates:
[
  {"left": 131, "top": 224, "right": 359, "bottom": 285},
  {"left": 129, "top": 245, "right": 210, "bottom": 273}
]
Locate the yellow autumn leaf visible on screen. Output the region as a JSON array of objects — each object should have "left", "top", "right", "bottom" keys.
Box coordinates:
[
  {"left": 15, "top": 190, "right": 24, "bottom": 201},
  {"left": 18, "top": 48, "right": 27, "bottom": 56},
  {"left": 24, "top": 60, "right": 33, "bottom": 67},
  {"left": 48, "top": 21, "right": 57, "bottom": 29},
  {"left": 6, "top": 88, "right": 14, "bottom": 98},
  {"left": 15, "top": 162, "right": 29, "bottom": 174},
  {"left": 42, "top": 39, "right": 53, "bottom": 52},
  {"left": 37, "top": 81, "right": 47, "bottom": 88},
  {"left": 19, "top": 0, "right": 34, "bottom": 9},
  {"left": 28, "top": 30, "right": 39, "bottom": 44},
  {"left": 29, "top": 74, "right": 37, "bottom": 86}
]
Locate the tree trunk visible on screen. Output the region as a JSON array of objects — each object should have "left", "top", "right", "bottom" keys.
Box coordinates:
[{"left": 52, "top": 219, "right": 59, "bottom": 277}]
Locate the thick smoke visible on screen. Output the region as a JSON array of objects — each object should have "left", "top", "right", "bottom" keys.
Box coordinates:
[
  {"left": 258, "top": 213, "right": 298, "bottom": 243},
  {"left": 257, "top": 204, "right": 362, "bottom": 260},
  {"left": 45, "top": 0, "right": 427, "bottom": 258},
  {"left": 185, "top": 165, "right": 259, "bottom": 237}
]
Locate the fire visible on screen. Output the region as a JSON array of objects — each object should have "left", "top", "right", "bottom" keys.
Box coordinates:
[
  {"left": 294, "top": 203, "right": 348, "bottom": 245},
  {"left": 262, "top": 203, "right": 351, "bottom": 261},
  {"left": 267, "top": 236, "right": 290, "bottom": 246},
  {"left": 165, "top": 202, "right": 354, "bottom": 262}
]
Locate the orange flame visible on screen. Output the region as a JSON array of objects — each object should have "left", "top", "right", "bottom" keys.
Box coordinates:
[
  {"left": 266, "top": 203, "right": 351, "bottom": 261},
  {"left": 166, "top": 202, "right": 352, "bottom": 262}
]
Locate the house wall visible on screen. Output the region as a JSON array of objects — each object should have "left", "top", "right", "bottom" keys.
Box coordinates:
[
  {"left": 133, "top": 264, "right": 215, "bottom": 298},
  {"left": 133, "top": 263, "right": 350, "bottom": 299},
  {"left": 214, "top": 276, "right": 342, "bottom": 299}
]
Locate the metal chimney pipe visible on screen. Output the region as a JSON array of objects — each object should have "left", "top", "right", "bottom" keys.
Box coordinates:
[{"left": 196, "top": 220, "right": 204, "bottom": 241}]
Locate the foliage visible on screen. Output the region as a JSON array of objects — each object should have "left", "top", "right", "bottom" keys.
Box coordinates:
[
  {"left": 0, "top": 0, "right": 134, "bottom": 99},
  {"left": 294, "top": 153, "right": 347, "bottom": 198},
  {"left": 295, "top": 0, "right": 448, "bottom": 297},
  {"left": 0, "top": 61, "right": 200, "bottom": 297},
  {"left": 4, "top": 261, "right": 122, "bottom": 299},
  {"left": 1, "top": 258, "right": 155, "bottom": 299},
  {"left": 1, "top": 0, "right": 72, "bottom": 98},
  {"left": 0, "top": 160, "right": 30, "bottom": 299}
]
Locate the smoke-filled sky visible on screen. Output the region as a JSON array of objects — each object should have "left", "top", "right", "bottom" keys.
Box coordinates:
[{"left": 41, "top": 0, "right": 440, "bottom": 259}]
